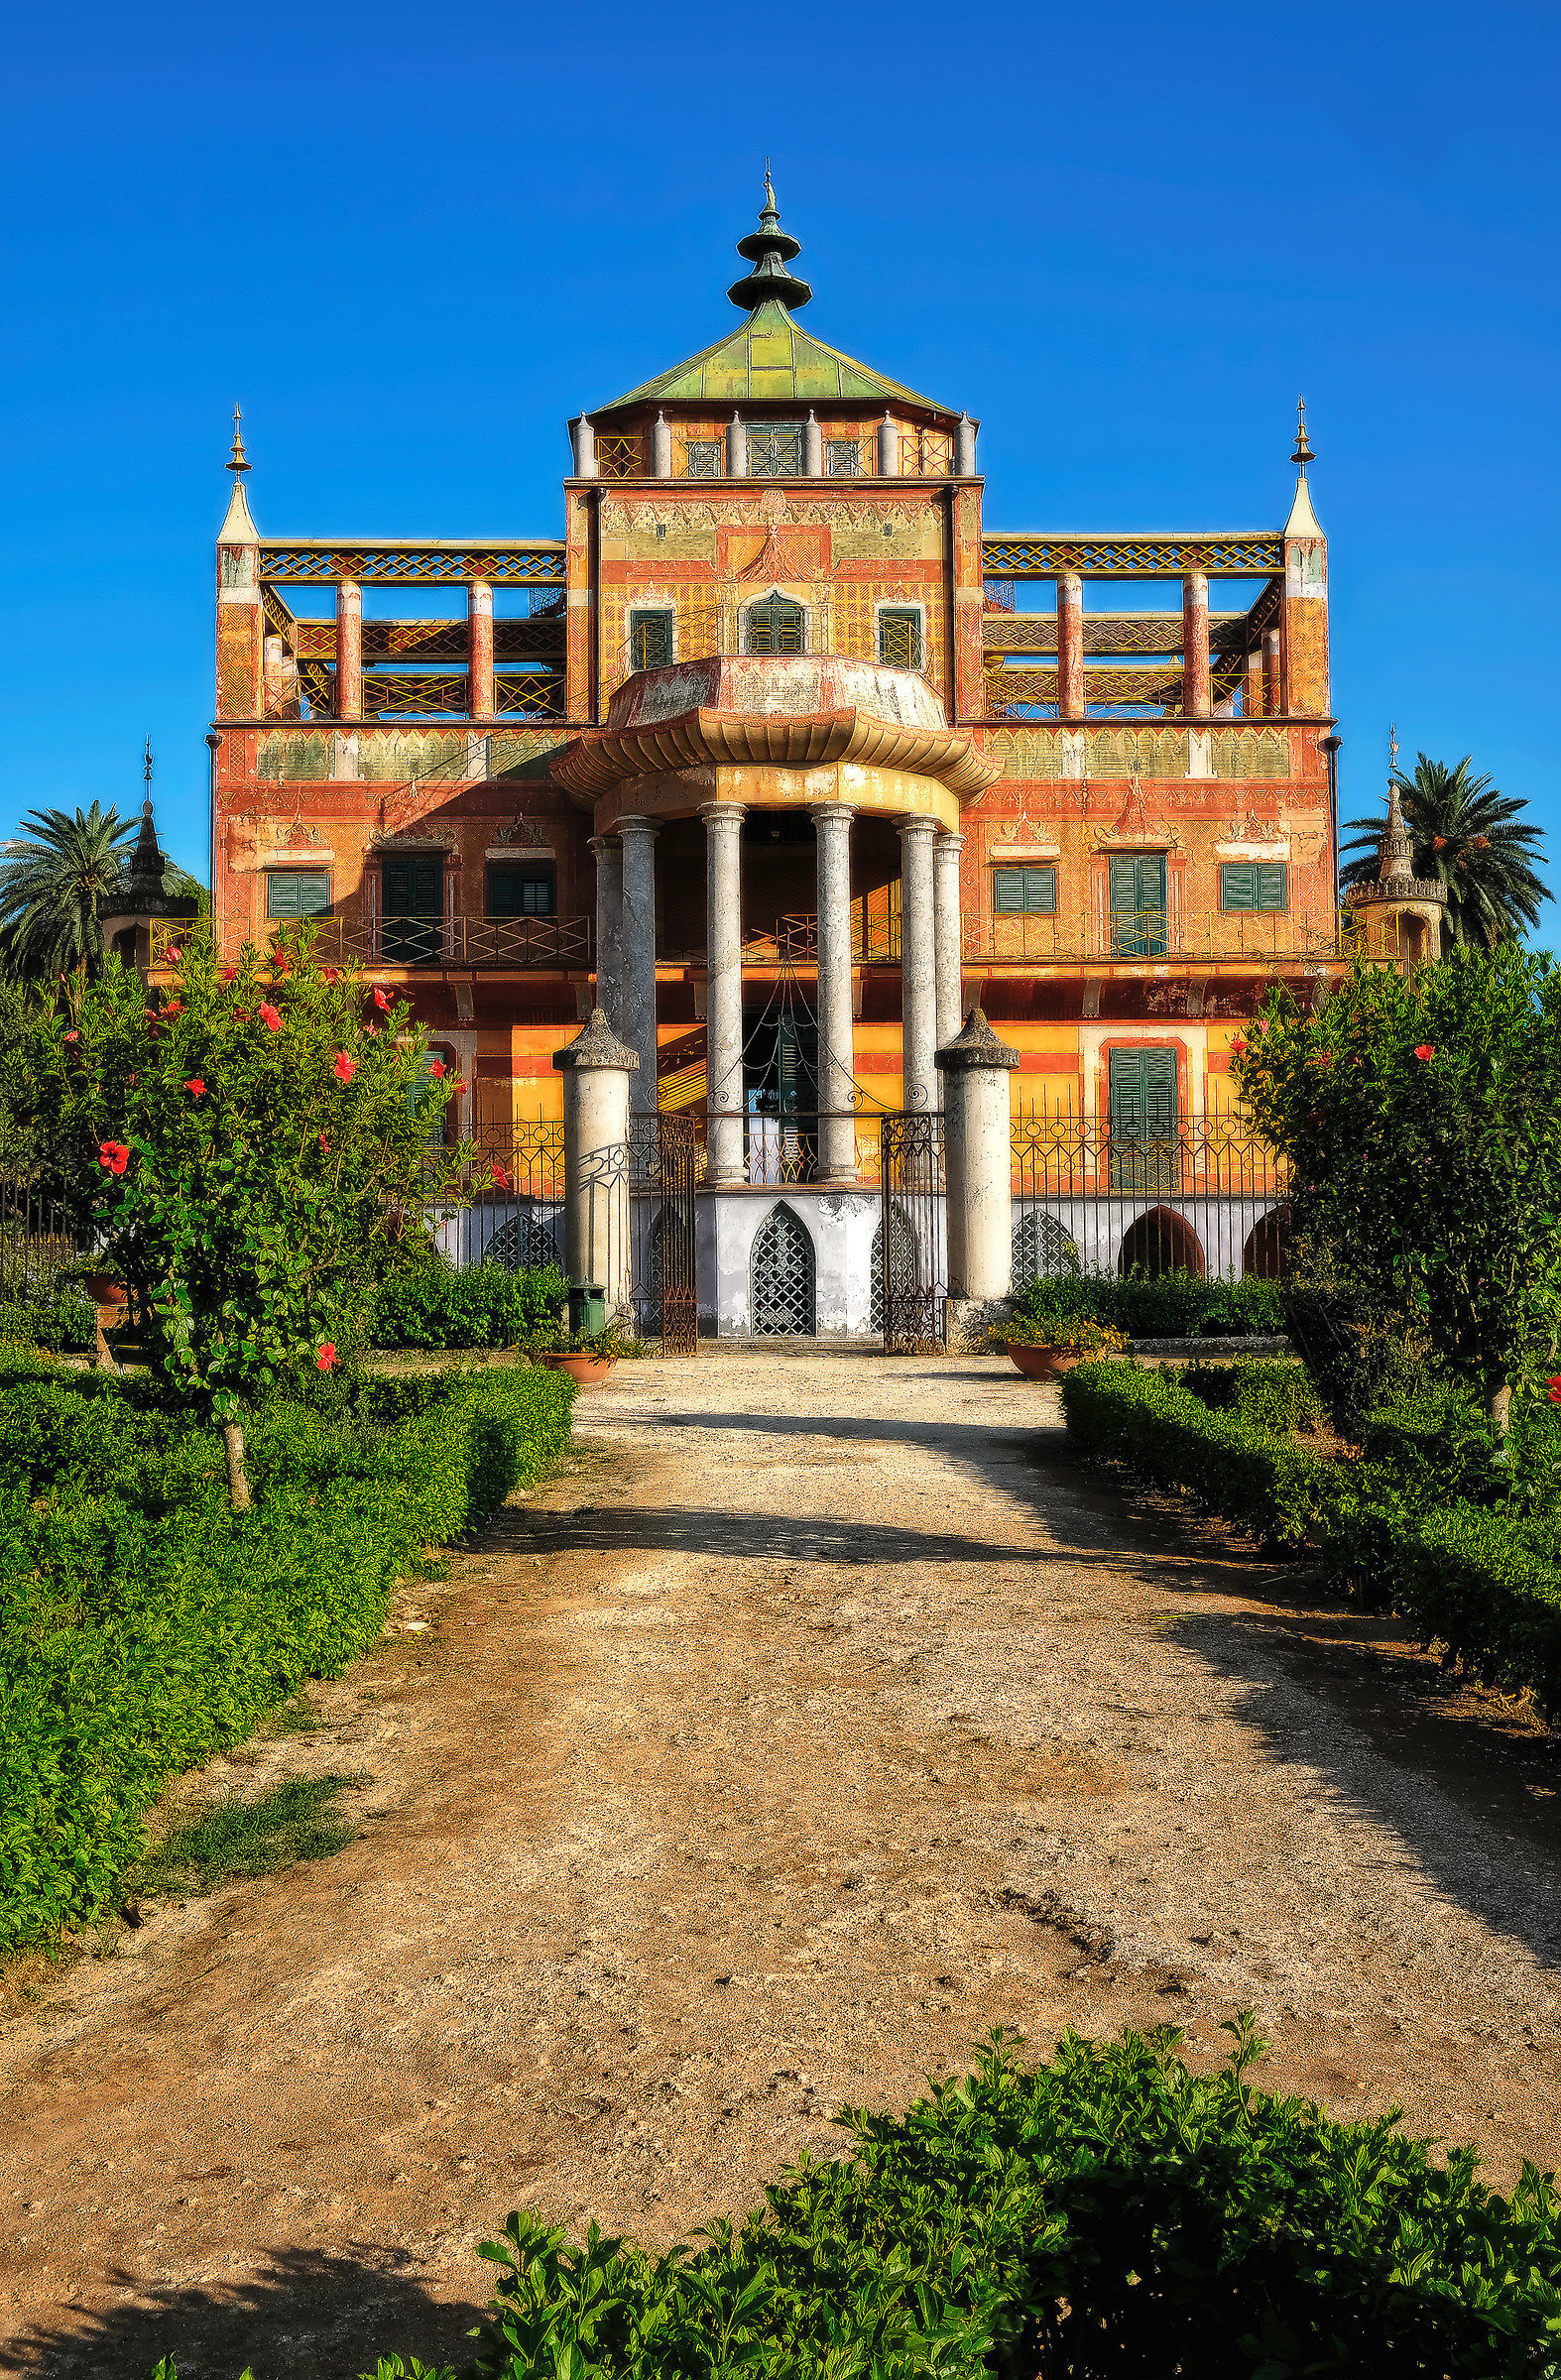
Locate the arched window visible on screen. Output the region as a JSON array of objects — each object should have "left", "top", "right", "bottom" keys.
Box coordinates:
[
  {"left": 749, "top": 1203, "right": 816, "bottom": 1334},
  {"left": 745, "top": 594, "right": 806, "bottom": 655},
  {"left": 870, "top": 1201, "right": 920, "bottom": 1335},
  {"left": 1012, "top": 1210, "right": 1081, "bottom": 1291},
  {"left": 484, "top": 1208, "right": 560, "bottom": 1274},
  {"left": 1243, "top": 1208, "right": 1289, "bottom": 1280},
  {"left": 1118, "top": 1206, "right": 1205, "bottom": 1280}
]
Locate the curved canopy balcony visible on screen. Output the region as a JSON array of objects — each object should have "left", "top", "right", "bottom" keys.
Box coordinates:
[{"left": 550, "top": 653, "right": 999, "bottom": 833}]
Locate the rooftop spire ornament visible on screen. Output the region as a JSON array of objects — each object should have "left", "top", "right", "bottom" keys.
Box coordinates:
[
  {"left": 727, "top": 165, "right": 812, "bottom": 313},
  {"left": 1291, "top": 394, "right": 1313, "bottom": 474},
  {"left": 143, "top": 735, "right": 154, "bottom": 797},
  {"left": 227, "top": 405, "right": 250, "bottom": 477}
]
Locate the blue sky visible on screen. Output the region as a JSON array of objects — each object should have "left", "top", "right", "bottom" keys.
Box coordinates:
[{"left": 1, "top": 1, "right": 1556, "bottom": 908}]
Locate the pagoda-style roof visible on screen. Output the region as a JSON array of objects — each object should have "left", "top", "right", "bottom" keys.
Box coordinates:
[
  {"left": 597, "top": 297, "right": 953, "bottom": 417},
  {"left": 593, "top": 177, "right": 957, "bottom": 420}
]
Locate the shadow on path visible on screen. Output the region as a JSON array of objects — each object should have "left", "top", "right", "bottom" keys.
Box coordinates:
[{"left": 1, "top": 2245, "right": 484, "bottom": 2380}]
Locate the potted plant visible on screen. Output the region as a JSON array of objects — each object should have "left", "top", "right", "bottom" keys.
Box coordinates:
[
  {"left": 996, "top": 1312, "right": 1128, "bottom": 1379},
  {"left": 536, "top": 1321, "right": 640, "bottom": 1386}
]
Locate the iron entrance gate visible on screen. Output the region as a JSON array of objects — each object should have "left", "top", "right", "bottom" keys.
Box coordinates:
[
  {"left": 630, "top": 1113, "right": 700, "bottom": 1355},
  {"left": 879, "top": 1111, "right": 946, "bottom": 1352}
]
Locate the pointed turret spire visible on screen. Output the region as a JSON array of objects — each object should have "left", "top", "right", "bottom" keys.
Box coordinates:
[
  {"left": 219, "top": 407, "right": 258, "bottom": 541},
  {"left": 228, "top": 404, "right": 250, "bottom": 476},
  {"left": 727, "top": 165, "right": 812, "bottom": 312},
  {"left": 1291, "top": 393, "right": 1313, "bottom": 474},
  {"left": 1380, "top": 727, "right": 1414, "bottom": 885}
]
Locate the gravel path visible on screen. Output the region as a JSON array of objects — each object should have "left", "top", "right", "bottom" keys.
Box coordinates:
[{"left": 2, "top": 1349, "right": 1559, "bottom": 2378}]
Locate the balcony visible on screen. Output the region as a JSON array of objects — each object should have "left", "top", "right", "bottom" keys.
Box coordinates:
[
  {"left": 350, "top": 914, "right": 593, "bottom": 969},
  {"left": 743, "top": 905, "right": 1361, "bottom": 970}
]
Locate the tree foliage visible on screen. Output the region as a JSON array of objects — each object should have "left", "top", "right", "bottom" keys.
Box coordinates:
[
  {"left": 1341, "top": 753, "right": 1550, "bottom": 947},
  {"left": 1233, "top": 944, "right": 1561, "bottom": 1416},
  {"left": 0, "top": 802, "right": 137, "bottom": 981},
  {"left": 41, "top": 928, "right": 473, "bottom": 1485}
]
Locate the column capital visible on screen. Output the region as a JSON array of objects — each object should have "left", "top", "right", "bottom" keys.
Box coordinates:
[
  {"left": 698, "top": 800, "right": 746, "bottom": 826},
  {"left": 617, "top": 812, "right": 659, "bottom": 839},
  {"left": 937, "top": 829, "right": 967, "bottom": 853},
  {"left": 897, "top": 812, "right": 938, "bottom": 843},
  {"left": 809, "top": 800, "right": 856, "bottom": 825},
  {"left": 587, "top": 831, "right": 620, "bottom": 854}
]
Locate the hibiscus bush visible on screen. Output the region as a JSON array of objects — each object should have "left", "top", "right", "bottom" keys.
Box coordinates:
[
  {"left": 43, "top": 928, "right": 475, "bottom": 1502},
  {"left": 1233, "top": 944, "right": 1561, "bottom": 1426}
]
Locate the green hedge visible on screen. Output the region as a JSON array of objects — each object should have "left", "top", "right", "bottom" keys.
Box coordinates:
[
  {"left": 0, "top": 1362, "right": 574, "bottom": 1948},
  {"left": 147, "top": 2027, "right": 1561, "bottom": 2379},
  {"left": 1014, "top": 1267, "right": 1285, "bottom": 1340},
  {"left": 1181, "top": 1355, "right": 1326, "bottom": 1436},
  {"left": 1062, "top": 1361, "right": 1561, "bottom": 1720},
  {"left": 1059, "top": 1361, "right": 1336, "bottom": 1550},
  {"left": 367, "top": 1261, "right": 566, "bottom": 1351}
]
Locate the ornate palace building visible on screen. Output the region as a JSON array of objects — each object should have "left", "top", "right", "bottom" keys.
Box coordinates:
[{"left": 206, "top": 176, "right": 1362, "bottom": 1312}]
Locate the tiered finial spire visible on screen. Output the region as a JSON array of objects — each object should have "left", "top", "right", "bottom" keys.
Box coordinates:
[
  {"left": 727, "top": 166, "right": 813, "bottom": 312},
  {"left": 227, "top": 405, "right": 250, "bottom": 477},
  {"left": 143, "top": 736, "right": 154, "bottom": 797},
  {"left": 1291, "top": 394, "right": 1313, "bottom": 474}
]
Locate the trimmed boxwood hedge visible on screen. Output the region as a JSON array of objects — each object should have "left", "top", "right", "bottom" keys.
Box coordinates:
[
  {"left": 367, "top": 1261, "right": 566, "bottom": 1351},
  {"left": 0, "top": 1359, "right": 574, "bottom": 1949},
  {"left": 1061, "top": 1360, "right": 1561, "bottom": 1720},
  {"left": 148, "top": 2025, "right": 1561, "bottom": 2379},
  {"left": 1014, "top": 1268, "right": 1285, "bottom": 1341}
]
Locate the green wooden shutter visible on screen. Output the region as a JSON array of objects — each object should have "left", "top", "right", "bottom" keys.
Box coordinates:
[
  {"left": 1108, "top": 857, "right": 1139, "bottom": 913},
  {"left": 1141, "top": 1047, "right": 1178, "bottom": 1132},
  {"left": 1027, "top": 867, "right": 1057, "bottom": 914},
  {"left": 1258, "top": 862, "right": 1288, "bottom": 911},
  {"left": 1222, "top": 862, "right": 1258, "bottom": 911},
  {"left": 1135, "top": 855, "right": 1167, "bottom": 912},
  {"left": 384, "top": 858, "right": 440, "bottom": 915},
  {"left": 994, "top": 868, "right": 1023, "bottom": 913},
  {"left": 267, "top": 869, "right": 330, "bottom": 919}
]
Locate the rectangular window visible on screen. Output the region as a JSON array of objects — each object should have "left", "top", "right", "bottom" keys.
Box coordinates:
[
  {"left": 1109, "top": 1045, "right": 1179, "bottom": 1136},
  {"left": 1220, "top": 861, "right": 1288, "bottom": 912},
  {"left": 1108, "top": 853, "right": 1168, "bottom": 957},
  {"left": 266, "top": 868, "right": 330, "bottom": 919},
  {"left": 629, "top": 609, "right": 673, "bottom": 671},
  {"left": 825, "top": 438, "right": 862, "bottom": 478},
  {"left": 381, "top": 854, "right": 442, "bottom": 965},
  {"left": 993, "top": 865, "right": 1056, "bottom": 915},
  {"left": 878, "top": 608, "right": 923, "bottom": 669},
  {"left": 683, "top": 439, "right": 722, "bottom": 479},
  {"left": 486, "top": 864, "right": 555, "bottom": 917},
  {"left": 747, "top": 422, "right": 803, "bottom": 478}
]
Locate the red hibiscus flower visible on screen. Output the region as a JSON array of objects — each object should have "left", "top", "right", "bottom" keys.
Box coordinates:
[
  {"left": 315, "top": 1343, "right": 338, "bottom": 1372},
  {"left": 183, "top": 1078, "right": 206, "bottom": 1098},
  {"left": 323, "top": 967, "right": 340, "bottom": 985},
  {"left": 427, "top": 1059, "right": 446, "bottom": 1079},
  {"left": 220, "top": 967, "right": 238, "bottom": 983},
  {"left": 258, "top": 1002, "right": 283, "bottom": 1032},
  {"left": 332, "top": 1052, "right": 357, "bottom": 1084},
  {"left": 490, "top": 1161, "right": 511, "bottom": 1190},
  {"left": 97, "top": 1140, "right": 130, "bottom": 1175},
  {"left": 1547, "top": 1375, "right": 1561, "bottom": 1404},
  {"left": 1414, "top": 1043, "right": 1435, "bottom": 1061},
  {"left": 372, "top": 986, "right": 390, "bottom": 1012},
  {"left": 63, "top": 1030, "right": 78, "bottom": 1045},
  {"left": 1230, "top": 1037, "right": 1246, "bottom": 1056},
  {"left": 318, "top": 1131, "right": 331, "bottom": 1149},
  {"left": 452, "top": 1079, "right": 468, "bottom": 1095},
  {"left": 166, "top": 947, "right": 181, "bottom": 964},
  {"left": 163, "top": 1000, "right": 181, "bottom": 1017}
]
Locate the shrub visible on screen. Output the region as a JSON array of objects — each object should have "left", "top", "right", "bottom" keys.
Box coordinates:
[
  {"left": 1182, "top": 1356, "right": 1327, "bottom": 1436},
  {"left": 1060, "top": 1361, "right": 1336, "bottom": 1549},
  {"left": 0, "top": 1363, "right": 574, "bottom": 1948},
  {"left": 145, "top": 2025, "right": 1561, "bottom": 2380},
  {"left": 1014, "top": 1268, "right": 1285, "bottom": 1342},
  {"left": 998, "top": 1312, "right": 1128, "bottom": 1356},
  {"left": 367, "top": 1260, "right": 566, "bottom": 1351}
]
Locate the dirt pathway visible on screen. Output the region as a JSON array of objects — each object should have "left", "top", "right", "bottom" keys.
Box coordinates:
[{"left": 3, "top": 1350, "right": 1560, "bottom": 2378}]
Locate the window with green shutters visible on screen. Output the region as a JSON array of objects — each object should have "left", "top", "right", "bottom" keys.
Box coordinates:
[
  {"left": 745, "top": 594, "right": 806, "bottom": 654},
  {"left": 266, "top": 868, "right": 330, "bottom": 920},
  {"left": 878, "top": 608, "right": 922, "bottom": 669},
  {"left": 993, "top": 866, "right": 1057, "bottom": 915},
  {"left": 1108, "top": 1045, "right": 1180, "bottom": 1190},
  {"left": 486, "top": 864, "right": 554, "bottom": 917},
  {"left": 381, "top": 855, "right": 442, "bottom": 965},
  {"left": 1220, "top": 861, "right": 1288, "bottom": 912},
  {"left": 629, "top": 609, "right": 673, "bottom": 671},
  {"left": 1108, "top": 854, "right": 1167, "bottom": 956}
]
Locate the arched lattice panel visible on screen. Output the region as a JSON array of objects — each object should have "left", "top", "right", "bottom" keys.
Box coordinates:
[
  {"left": 484, "top": 1207, "right": 560, "bottom": 1274},
  {"left": 750, "top": 1203, "right": 816, "bottom": 1336},
  {"left": 870, "top": 1200, "right": 920, "bottom": 1335},
  {"left": 1012, "top": 1209, "right": 1081, "bottom": 1291}
]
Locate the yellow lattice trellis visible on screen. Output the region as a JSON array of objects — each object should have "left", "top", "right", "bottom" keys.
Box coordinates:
[{"left": 597, "top": 434, "right": 642, "bottom": 481}]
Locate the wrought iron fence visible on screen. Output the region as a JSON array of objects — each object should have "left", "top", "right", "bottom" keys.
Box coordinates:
[
  {"left": 881, "top": 1112, "right": 946, "bottom": 1351},
  {"left": 706, "top": 1111, "right": 885, "bottom": 1186},
  {"left": 0, "top": 1181, "right": 81, "bottom": 1287},
  {"left": 629, "top": 1113, "right": 699, "bottom": 1353},
  {"left": 1010, "top": 1115, "right": 1287, "bottom": 1286},
  {"left": 435, "top": 1120, "right": 566, "bottom": 1272}
]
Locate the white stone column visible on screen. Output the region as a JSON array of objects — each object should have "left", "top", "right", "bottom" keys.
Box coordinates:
[
  {"left": 933, "top": 831, "right": 965, "bottom": 1054},
  {"left": 727, "top": 413, "right": 745, "bottom": 477},
  {"left": 552, "top": 1009, "right": 637, "bottom": 1313},
  {"left": 467, "top": 579, "right": 494, "bottom": 721},
  {"left": 812, "top": 803, "right": 856, "bottom": 1180},
  {"left": 618, "top": 815, "right": 659, "bottom": 1110},
  {"left": 652, "top": 412, "right": 672, "bottom": 478},
  {"left": 899, "top": 815, "right": 938, "bottom": 1113},
  {"left": 590, "top": 834, "right": 623, "bottom": 1029},
  {"left": 804, "top": 410, "right": 823, "bottom": 476},
  {"left": 571, "top": 416, "right": 597, "bottom": 478},
  {"left": 956, "top": 413, "right": 977, "bottom": 475},
  {"left": 702, "top": 803, "right": 746, "bottom": 1186},
  {"left": 937, "top": 1007, "right": 1021, "bottom": 1304},
  {"left": 877, "top": 412, "right": 898, "bottom": 476}
]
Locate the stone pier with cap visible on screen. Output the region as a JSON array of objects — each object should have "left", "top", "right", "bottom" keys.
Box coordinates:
[
  {"left": 553, "top": 1009, "right": 638, "bottom": 1318},
  {"left": 937, "top": 1007, "right": 1021, "bottom": 1350}
]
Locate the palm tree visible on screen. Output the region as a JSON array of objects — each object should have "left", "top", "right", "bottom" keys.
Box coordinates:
[
  {"left": 0, "top": 804, "right": 137, "bottom": 981},
  {"left": 1341, "top": 754, "right": 1551, "bottom": 947}
]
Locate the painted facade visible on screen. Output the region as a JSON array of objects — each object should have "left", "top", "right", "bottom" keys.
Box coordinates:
[{"left": 206, "top": 178, "right": 1348, "bottom": 1170}]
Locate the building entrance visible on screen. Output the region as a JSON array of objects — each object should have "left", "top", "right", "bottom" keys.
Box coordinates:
[{"left": 743, "top": 1011, "right": 818, "bottom": 1184}]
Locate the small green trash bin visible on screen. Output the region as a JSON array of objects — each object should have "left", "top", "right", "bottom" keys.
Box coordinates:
[{"left": 568, "top": 1281, "right": 606, "bottom": 1339}]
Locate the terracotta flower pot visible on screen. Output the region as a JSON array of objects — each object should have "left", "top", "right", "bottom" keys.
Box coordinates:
[
  {"left": 540, "top": 1352, "right": 618, "bottom": 1386},
  {"left": 83, "top": 1273, "right": 127, "bottom": 1307},
  {"left": 1004, "top": 1341, "right": 1081, "bottom": 1380}
]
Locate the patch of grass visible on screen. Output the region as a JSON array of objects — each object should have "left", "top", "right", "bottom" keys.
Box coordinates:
[
  {"left": 259, "top": 1695, "right": 322, "bottom": 1737},
  {"left": 135, "top": 1771, "right": 369, "bottom": 1898}
]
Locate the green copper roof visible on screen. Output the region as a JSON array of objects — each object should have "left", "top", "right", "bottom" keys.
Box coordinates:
[{"left": 598, "top": 298, "right": 952, "bottom": 416}]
